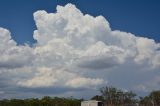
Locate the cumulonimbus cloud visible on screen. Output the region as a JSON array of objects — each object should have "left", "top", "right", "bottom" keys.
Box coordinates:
[{"left": 0, "top": 3, "right": 160, "bottom": 98}]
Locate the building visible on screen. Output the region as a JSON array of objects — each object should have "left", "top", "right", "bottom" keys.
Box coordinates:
[{"left": 81, "top": 100, "right": 104, "bottom": 106}]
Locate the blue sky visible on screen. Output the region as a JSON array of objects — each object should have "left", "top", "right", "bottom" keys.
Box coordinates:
[
  {"left": 0, "top": 0, "right": 160, "bottom": 45},
  {"left": 0, "top": 0, "right": 160, "bottom": 99}
]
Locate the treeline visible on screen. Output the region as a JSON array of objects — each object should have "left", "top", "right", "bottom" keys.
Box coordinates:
[
  {"left": 0, "top": 86, "right": 160, "bottom": 106},
  {"left": 91, "top": 86, "right": 137, "bottom": 106},
  {"left": 91, "top": 86, "right": 160, "bottom": 106},
  {"left": 0, "top": 97, "right": 82, "bottom": 106}
]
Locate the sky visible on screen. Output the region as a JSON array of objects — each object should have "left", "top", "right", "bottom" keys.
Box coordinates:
[{"left": 0, "top": 0, "right": 160, "bottom": 99}]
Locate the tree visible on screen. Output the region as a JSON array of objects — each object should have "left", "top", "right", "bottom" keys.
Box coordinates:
[
  {"left": 91, "top": 95, "right": 104, "bottom": 101},
  {"left": 100, "top": 86, "right": 137, "bottom": 106},
  {"left": 150, "top": 90, "right": 160, "bottom": 105},
  {"left": 139, "top": 96, "right": 152, "bottom": 106},
  {"left": 100, "top": 86, "right": 119, "bottom": 106},
  {"left": 139, "top": 90, "right": 160, "bottom": 106},
  {"left": 123, "top": 91, "right": 137, "bottom": 105},
  {"left": 0, "top": 96, "right": 81, "bottom": 106}
]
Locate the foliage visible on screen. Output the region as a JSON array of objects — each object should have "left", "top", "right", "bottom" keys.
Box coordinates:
[
  {"left": 139, "top": 90, "right": 160, "bottom": 106},
  {"left": 91, "top": 95, "right": 104, "bottom": 101},
  {"left": 0, "top": 96, "right": 81, "bottom": 106},
  {"left": 91, "top": 86, "right": 137, "bottom": 106}
]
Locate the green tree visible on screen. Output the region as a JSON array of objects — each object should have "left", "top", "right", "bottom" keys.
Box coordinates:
[
  {"left": 139, "top": 90, "right": 160, "bottom": 106},
  {"left": 100, "top": 86, "right": 137, "bottom": 106},
  {"left": 91, "top": 95, "right": 104, "bottom": 101},
  {"left": 150, "top": 90, "right": 160, "bottom": 105}
]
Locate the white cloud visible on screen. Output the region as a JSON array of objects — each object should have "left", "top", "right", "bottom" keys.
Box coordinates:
[
  {"left": 66, "top": 77, "right": 106, "bottom": 89},
  {"left": 0, "top": 28, "right": 34, "bottom": 69},
  {"left": 18, "top": 67, "right": 105, "bottom": 88},
  {"left": 0, "top": 3, "right": 160, "bottom": 98}
]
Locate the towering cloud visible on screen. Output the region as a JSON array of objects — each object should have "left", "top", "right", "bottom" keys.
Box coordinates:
[{"left": 0, "top": 4, "right": 160, "bottom": 98}]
